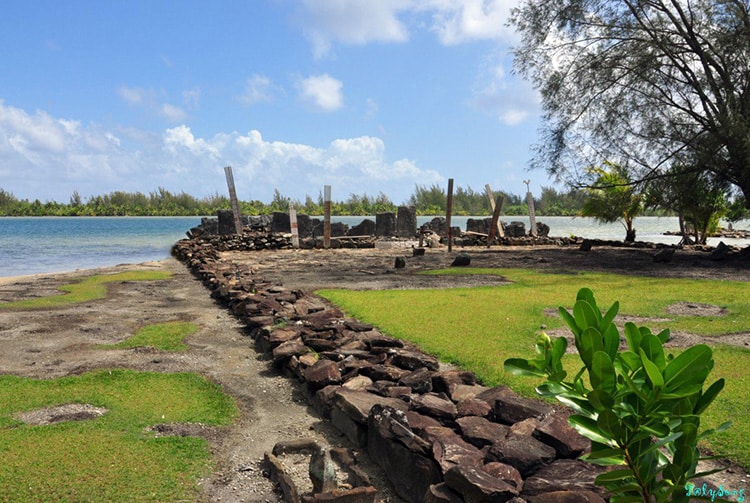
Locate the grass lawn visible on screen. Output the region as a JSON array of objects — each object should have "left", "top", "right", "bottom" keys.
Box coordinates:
[
  {"left": 100, "top": 321, "right": 199, "bottom": 352},
  {"left": 318, "top": 267, "right": 750, "bottom": 468},
  {"left": 0, "top": 369, "right": 237, "bottom": 503},
  {"left": 0, "top": 270, "right": 172, "bottom": 310}
]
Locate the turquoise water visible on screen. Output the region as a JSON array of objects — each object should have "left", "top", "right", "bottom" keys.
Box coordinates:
[
  {"left": 0, "top": 217, "right": 200, "bottom": 277},
  {"left": 1, "top": 216, "right": 748, "bottom": 278}
]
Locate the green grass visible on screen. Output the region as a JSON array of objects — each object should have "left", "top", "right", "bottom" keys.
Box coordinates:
[
  {"left": 101, "top": 321, "right": 199, "bottom": 352},
  {"left": 318, "top": 267, "right": 750, "bottom": 468},
  {"left": 0, "top": 270, "right": 172, "bottom": 310},
  {"left": 0, "top": 369, "right": 237, "bottom": 502}
]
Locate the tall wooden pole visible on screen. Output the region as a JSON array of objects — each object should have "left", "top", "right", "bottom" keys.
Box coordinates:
[
  {"left": 446, "top": 178, "right": 454, "bottom": 253},
  {"left": 224, "top": 166, "right": 243, "bottom": 235},
  {"left": 485, "top": 184, "right": 505, "bottom": 238},
  {"left": 323, "top": 185, "right": 332, "bottom": 249},
  {"left": 488, "top": 195, "right": 504, "bottom": 247}
]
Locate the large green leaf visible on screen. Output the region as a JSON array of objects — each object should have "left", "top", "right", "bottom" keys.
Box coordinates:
[
  {"left": 504, "top": 358, "right": 546, "bottom": 377},
  {"left": 639, "top": 333, "right": 666, "bottom": 370},
  {"left": 595, "top": 468, "right": 636, "bottom": 483},
  {"left": 574, "top": 299, "right": 600, "bottom": 330},
  {"left": 550, "top": 336, "right": 567, "bottom": 368},
  {"left": 591, "top": 351, "right": 616, "bottom": 393},
  {"left": 579, "top": 327, "right": 605, "bottom": 369},
  {"left": 588, "top": 389, "right": 615, "bottom": 411},
  {"left": 664, "top": 345, "right": 713, "bottom": 390},
  {"left": 603, "top": 323, "right": 620, "bottom": 360},
  {"left": 558, "top": 306, "right": 579, "bottom": 336},
  {"left": 597, "top": 408, "right": 622, "bottom": 440},
  {"left": 640, "top": 348, "right": 664, "bottom": 390},
  {"left": 693, "top": 378, "right": 725, "bottom": 415},
  {"left": 623, "top": 322, "right": 642, "bottom": 352},
  {"left": 568, "top": 414, "right": 617, "bottom": 446}
]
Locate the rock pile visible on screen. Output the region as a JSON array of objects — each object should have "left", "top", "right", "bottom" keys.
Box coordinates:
[{"left": 172, "top": 238, "right": 611, "bottom": 503}]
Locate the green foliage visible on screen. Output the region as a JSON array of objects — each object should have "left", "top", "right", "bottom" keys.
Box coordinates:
[
  {"left": 505, "top": 288, "right": 729, "bottom": 503},
  {"left": 581, "top": 162, "right": 643, "bottom": 242},
  {"left": 0, "top": 369, "right": 237, "bottom": 502},
  {"left": 100, "top": 321, "right": 198, "bottom": 351},
  {"left": 0, "top": 271, "right": 172, "bottom": 309}
]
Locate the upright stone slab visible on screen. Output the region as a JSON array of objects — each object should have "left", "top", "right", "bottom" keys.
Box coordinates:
[
  {"left": 349, "top": 219, "right": 376, "bottom": 236},
  {"left": 375, "top": 212, "right": 397, "bottom": 237},
  {"left": 217, "top": 209, "right": 236, "bottom": 235},
  {"left": 271, "top": 212, "right": 291, "bottom": 233},
  {"left": 397, "top": 206, "right": 417, "bottom": 238},
  {"left": 297, "top": 214, "right": 313, "bottom": 237}
]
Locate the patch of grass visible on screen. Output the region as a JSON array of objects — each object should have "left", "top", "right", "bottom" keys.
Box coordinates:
[
  {"left": 0, "top": 369, "right": 237, "bottom": 502},
  {"left": 0, "top": 270, "right": 172, "bottom": 310},
  {"left": 318, "top": 267, "right": 750, "bottom": 467},
  {"left": 100, "top": 321, "right": 198, "bottom": 352}
]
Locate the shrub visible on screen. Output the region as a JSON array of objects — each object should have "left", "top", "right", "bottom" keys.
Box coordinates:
[{"left": 505, "top": 287, "right": 730, "bottom": 502}]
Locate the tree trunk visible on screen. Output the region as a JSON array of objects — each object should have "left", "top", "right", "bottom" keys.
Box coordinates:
[{"left": 625, "top": 228, "right": 636, "bottom": 242}]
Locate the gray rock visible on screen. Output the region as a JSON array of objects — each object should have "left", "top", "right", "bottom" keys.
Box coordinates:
[
  {"left": 375, "top": 213, "right": 397, "bottom": 237},
  {"left": 534, "top": 410, "right": 590, "bottom": 458},
  {"left": 397, "top": 206, "right": 418, "bottom": 238},
  {"left": 410, "top": 393, "right": 458, "bottom": 420},
  {"left": 487, "top": 433, "right": 556, "bottom": 476},
  {"left": 304, "top": 359, "right": 342, "bottom": 390},
  {"left": 457, "top": 416, "right": 509, "bottom": 448},
  {"left": 492, "top": 395, "right": 552, "bottom": 425},
  {"left": 367, "top": 405, "right": 442, "bottom": 503},
  {"left": 444, "top": 464, "right": 520, "bottom": 503},
  {"left": 521, "top": 459, "right": 607, "bottom": 497}
]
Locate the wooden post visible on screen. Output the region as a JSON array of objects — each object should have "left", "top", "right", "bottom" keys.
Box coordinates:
[
  {"left": 323, "top": 185, "right": 331, "bottom": 249},
  {"left": 485, "top": 184, "right": 505, "bottom": 238},
  {"left": 446, "top": 178, "right": 454, "bottom": 253},
  {"left": 224, "top": 166, "right": 243, "bottom": 235},
  {"left": 289, "top": 205, "right": 300, "bottom": 249},
  {"left": 524, "top": 180, "right": 537, "bottom": 237},
  {"left": 488, "top": 195, "right": 504, "bottom": 247}
]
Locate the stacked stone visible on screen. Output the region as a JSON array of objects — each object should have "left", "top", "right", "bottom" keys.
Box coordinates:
[{"left": 172, "top": 238, "right": 612, "bottom": 503}]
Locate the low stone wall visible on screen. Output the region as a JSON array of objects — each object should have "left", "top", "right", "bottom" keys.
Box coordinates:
[{"left": 172, "top": 237, "right": 612, "bottom": 502}]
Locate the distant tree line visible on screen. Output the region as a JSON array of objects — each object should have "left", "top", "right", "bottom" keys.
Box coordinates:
[{"left": 0, "top": 185, "right": 588, "bottom": 217}]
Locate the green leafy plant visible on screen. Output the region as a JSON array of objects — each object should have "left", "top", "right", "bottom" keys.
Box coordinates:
[{"left": 505, "top": 288, "right": 730, "bottom": 503}]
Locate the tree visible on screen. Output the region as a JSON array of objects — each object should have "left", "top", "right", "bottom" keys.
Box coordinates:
[
  {"left": 645, "top": 165, "right": 728, "bottom": 244},
  {"left": 512, "top": 0, "right": 750, "bottom": 206},
  {"left": 581, "top": 162, "right": 643, "bottom": 241}
]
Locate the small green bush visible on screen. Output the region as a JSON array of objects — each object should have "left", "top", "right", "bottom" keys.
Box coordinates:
[{"left": 505, "top": 288, "right": 730, "bottom": 503}]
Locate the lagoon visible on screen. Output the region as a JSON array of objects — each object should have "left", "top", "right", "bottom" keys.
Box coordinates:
[{"left": 1, "top": 215, "right": 749, "bottom": 278}]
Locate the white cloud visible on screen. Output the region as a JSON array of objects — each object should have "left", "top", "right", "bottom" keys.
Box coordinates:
[
  {"left": 297, "top": 74, "right": 344, "bottom": 111},
  {"left": 118, "top": 85, "right": 191, "bottom": 123},
  {"left": 182, "top": 87, "right": 201, "bottom": 108},
  {"left": 423, "top": 0, "right": 519, "bottom": 45},
  {"left": 239, "top": 74, "right": 280, "bottom": 105},
  {"left": 0, "top": 101, "right": 440, "bottom": 203},
  {"left": 302, "top": 0, "right": 411, "bottom": 58},
  {"left": 300, "top": 0, "right": 521, "bottom": 56}
]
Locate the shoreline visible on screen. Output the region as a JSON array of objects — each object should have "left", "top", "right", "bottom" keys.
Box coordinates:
[{"left": 0, "top": 259, "right": 173, "bottom": 286}]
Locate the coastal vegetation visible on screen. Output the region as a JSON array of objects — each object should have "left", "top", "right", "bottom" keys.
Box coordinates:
[
  {"left": 0, "top": 369, "right": 237, "bottom": 502},
  {"left": 318, "top": 269, "right": 750, "bottom": 469}
]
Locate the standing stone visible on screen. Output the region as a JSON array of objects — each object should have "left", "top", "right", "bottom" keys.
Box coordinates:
[
  {"left": 349, "top": 218, "right": 376, "bottom": 236},
  {"left": 271, "top": 211, "right": 291, "bottom": 233},
  {"left": 376, "top": 212, "right": 397, "bottom": 237},
  {"left": 397, "top": 206, "right": 418, "bottom": 238},
  {"left": 297, "top": 214, "right": 313, "bottom": 237},
  {"left": 217, "top": 209, "right": 237, "bottom": 235},
  {"left": 310, "top": 446, "right": 337, "bottom": 493}
]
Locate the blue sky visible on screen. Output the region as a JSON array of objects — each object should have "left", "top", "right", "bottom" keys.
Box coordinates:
[{"left": 0, "top": 0, "right": 553, "bottom": 205}]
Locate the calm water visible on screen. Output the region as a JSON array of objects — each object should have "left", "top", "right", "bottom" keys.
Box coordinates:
[{"left": 1, "top": 215, "right": 748, "bottom": 278}]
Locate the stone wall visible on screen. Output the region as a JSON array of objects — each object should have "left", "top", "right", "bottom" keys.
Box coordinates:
[{"left": 172, "top": 237, "right": 612, "bottom": 503}]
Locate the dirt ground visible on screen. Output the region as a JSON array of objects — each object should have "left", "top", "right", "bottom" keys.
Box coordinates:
[{"left": 1, "top": 242, "right": 750, "bottom": 502}]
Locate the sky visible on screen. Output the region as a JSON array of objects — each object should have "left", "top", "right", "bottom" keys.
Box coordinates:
[{"left": 0, "top": 0, "right": 555, "bottom": 205}]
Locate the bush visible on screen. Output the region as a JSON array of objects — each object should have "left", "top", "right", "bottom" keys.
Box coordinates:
[{"left": 505, "top": 287, "right": 730, "bottom": 503}]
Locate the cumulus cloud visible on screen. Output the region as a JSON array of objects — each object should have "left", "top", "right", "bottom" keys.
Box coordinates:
[
  {"left": 0, "top": 101, "right": 441, "bottom": 203},
  {"left": 118, "top": 85, "right": 190, "bottom": 123},
  {"left": 302, "top": 0, "right": 411, "bottom": 58},
  {"left": 159, "top": 103, "right": 188, "bottom": 122},
  {"left": 297, "top": 74, "right": 344, "bottom": 111}
]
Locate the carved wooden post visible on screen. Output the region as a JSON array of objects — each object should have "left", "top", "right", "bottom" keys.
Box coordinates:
[
  {"left": 488, "top": 195, "right": 504, "bottom": 247},
  {"left": 224, "top": 166, "right": 243, "bottom": 235}
]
